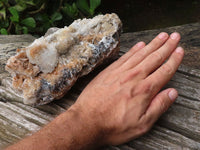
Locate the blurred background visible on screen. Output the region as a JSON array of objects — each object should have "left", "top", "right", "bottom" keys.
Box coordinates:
[
  {"left": 1, "top": 0, "right": 200, "bottom": 36},
  {"left": 100, "top": 0, "right": 200, "bottom": 32}
]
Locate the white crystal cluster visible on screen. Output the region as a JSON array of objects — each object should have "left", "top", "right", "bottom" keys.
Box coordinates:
[{"left": 26, "top": 13, "right": 121, "bottom": 74}]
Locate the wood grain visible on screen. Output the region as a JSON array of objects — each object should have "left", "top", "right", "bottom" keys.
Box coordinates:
[{"left": 0, "top": 23, "right": 200, "bottom": 149}]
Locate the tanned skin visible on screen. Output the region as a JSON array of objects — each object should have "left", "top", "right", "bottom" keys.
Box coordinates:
[{"left": 6, "top": 32, "right": 184, "bottom": 150}]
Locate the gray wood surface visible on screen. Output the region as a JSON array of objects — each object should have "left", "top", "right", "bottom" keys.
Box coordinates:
[{"left": 0, "top": 23, "right": 200, "bottom": 150}]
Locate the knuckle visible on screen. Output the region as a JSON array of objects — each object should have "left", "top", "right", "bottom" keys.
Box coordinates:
[
  {"left": 160, "top": 64, "right": 174, "bottom": 75},
  {"left": 138, "top": 67, "right": 146, "bottom": 75},
  {"left": 118, "top": 54, "right": 127, "bottom": 62},
  {"left": 137, "top": 114, "right": 153, "bottom": 135},
  {"left": 136, "top": 49, "right": 147, "bottom": 58},
  {"left": 157, "top": 96, "right": 168, "bottom": 113},
  {"left": 132, "top": 67, "right": 145, "bottom": 77},
  {"left": 121, "top": 88, "right": 133, "bottom": 100},
  {"left": 138, "top": 124, "right": 151, "bottom": 135},
  {"left": 152, "top": 52, "right": 163, "bottom": 63},
  {"left": 109, "top": 116, "right": 126, "bottom": 133},
  {"left": 134, "top": 82, "right": 154, "bottom": 96},
  {"left": 120, "top": 68, "right": 143, "bottom": 84},
  {"left": 142, "top": 82, "right": 154, "bottom": 94},
  {"left": 148, "top": 38, "right": 162, "bottom": 49}
]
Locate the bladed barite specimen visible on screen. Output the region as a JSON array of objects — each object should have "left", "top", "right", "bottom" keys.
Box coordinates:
[{"left": 5, "top": 13, "right": 122, "bottom": 105}]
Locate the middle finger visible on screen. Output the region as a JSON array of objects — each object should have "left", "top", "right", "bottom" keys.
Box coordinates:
[
  {"left": 119, "top": 32, "right": 169, "bottom": 72},
  {"left": 133, "top": 32, "right": 181, "bottom": 79}
]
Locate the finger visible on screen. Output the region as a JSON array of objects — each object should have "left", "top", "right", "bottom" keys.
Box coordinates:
[
  {"left": 119, "top": 32, "right": 169, "bottom": 71},
  {"left": 142, "top": 88, "right": 178, "bottom": 125},
  {"left": 144, "top": 46, "right": 184, "bottom": 100},
  {"left": 135, "top": 32, "right": 181, "bottom": 79},
  {"left": 106, "top": 41, "right": 145, "bottom": 71},
  {"left": 119, "top": 42, "right": 146, "bottom": 64}
]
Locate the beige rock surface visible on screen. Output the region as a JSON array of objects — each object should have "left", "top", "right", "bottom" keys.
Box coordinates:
[{"left": 5, "top": 13, "right": 122, "bottom": 105}]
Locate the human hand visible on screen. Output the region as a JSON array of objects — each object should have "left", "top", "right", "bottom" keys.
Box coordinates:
[{"left": 71, "top": 32, "right": 184, "bottom": 146}]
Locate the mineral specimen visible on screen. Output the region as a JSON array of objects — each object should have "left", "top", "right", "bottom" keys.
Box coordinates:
[{"left": 5, "top": 13, "right": 122, "bottom": 105}]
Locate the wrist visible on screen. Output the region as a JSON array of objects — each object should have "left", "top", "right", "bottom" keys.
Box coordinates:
[
  {"left": 55, "top": 104, "right": 103, "bottom": 150},
  {"left": 5, "top": 104, "right": 103, "bottom": 150}
]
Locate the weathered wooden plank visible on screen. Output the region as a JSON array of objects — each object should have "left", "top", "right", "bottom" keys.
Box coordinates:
[
  {"left": 0, "top": 102, "right": 50, "bottom": 125},
  {"left": 118, "top": 145, "right": 136, "bottom": 150},
  {"left": 54, "top": 96, "right": 76, "bottom": 109},
  {"left": 158, "top": 104, "right": 200, "bottom": 141},
  {"left": 0, "top": 35, "right": 35, "bottom": 44},
  {"left": 11, "top": 102, "right": 54, "bottom": 121},
  {"left": 1, "top": 23, "right": 200, "bottom": 149},
  {"left": 0, "top": 105, "right": 41, "bottom": 132},
  {"left": 128, "top": 125, "right": 200, "bottom": 150},
  {"left": 0, "top": 119, "right": 23, "bottom": 141},
  {"left": 0, "top": 117, "right": 29, "bottom": 144},
  {"left": 0, "top": 86, "right": 23, "bottom": 102},
  {"left": 1, "top": 65, "right": 199, "bottom": 150},
  {"left": 167, "top": 67, "right": 200, "bottom": 111},
  {"left": 0, "top": 138, "right": 10, "bottom": 150}
]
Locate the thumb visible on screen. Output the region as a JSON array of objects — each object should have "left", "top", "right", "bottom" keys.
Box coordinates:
[{"left": 145, "top": 88, "right": 178, "bottom": 125}]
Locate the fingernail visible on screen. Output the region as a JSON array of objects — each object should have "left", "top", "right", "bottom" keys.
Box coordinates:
[
  {"left": 158, "top": 32, "right": 168, "bottom": 40},
  {"left": 136, "top": 41, "right": 145, "bottom": 48},
  {"left": 168, "top": 89, "right": 178, "bottom": 101},
  {"left": 175, "top": 47, "right": 184, "bottom": 54},
  {"left": 170, "top": 32, "right": 180, "bottom": 40}
]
